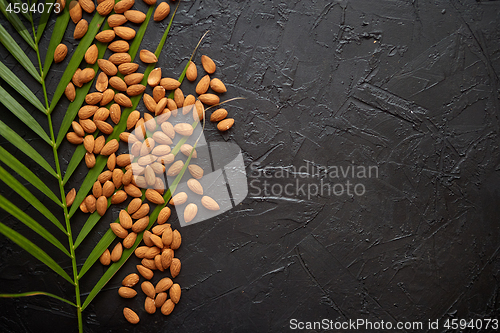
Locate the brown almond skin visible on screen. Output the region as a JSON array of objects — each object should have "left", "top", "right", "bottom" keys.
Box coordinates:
[
  {"left": 170, "top": 258, "right": 181, "bottom": 278},
  {"left": 99, "top": 249, "right": 111, "bottom": 265},
  {"left": 69, "top": 1, "right": 82, "bottom": 23},
  {"left": 114, "top": 26, "right": 136, "bottom": 40},
  {"left": 96, "top": 0, "right": 114, "bottom": 15},
  {"left": 186, "top": 61, "right": 197, "bottom": 82},
  {"left": 155, "top": 292, "right": 167, "bottom": 308},
  {"left": 74, "top": 19, "right": 89, "bottom": 39},
  {"left": 95, "top": 30, "right": 116, "bottom": 43},
  {"left": 198, "top": 93, "right": 220, "bottom": 105},
  {"left": 142, "top": 258, "right": 156, "bottom": 271},
  {"left": 54, "top": 44, "right": 68, "bottom": 63},
  {"left": 115, "top": 93, "right": 133, "bottom": 107},
  {"left": 134, "top": 246, "right": 149, "bottom": 259},
  {"left": 162, "top": 226, "right": 173, "bottom": 246},
  {"left": 114, "top": 0, "right": 134, "bottom": 13},
  {"left": 109, "top": 52, "right": 132, "bottom": 65},
  {"left": 65, "top": 82, "right": 76, "bottom": 101},
  {"left": 66, "top": 188, "right": 76, "bottom": 207},
  {"left": 110, "top": 242, "right": 123, "bottom": 262},
  {"left": 108, "top": 40, "right": 129, "bottom": 53},
  {"left": 161, "top": 248, "right": 173, "bottom": 269},
  {"left": 155, "top": 277, "right": 173, "bottom": 293},
  {"left": 125, "top": 73, "right": 144, "bottom": 85},
  {"left": 118, "top": 286, "right": 137, "bottom": 298},
  {"left": 127, "top": 197, "right": 142, "bottom": 215},
  {"left": 79, "top": 0, "right": 95, "bottom": 13},
  {"left": 132, "top": 217, "right": 149, "bottom": 233},
  {"left": 96, "top": 196, "right": 107, "bottom": 216},
  {"left": 71, "top": 121, "right": 85, "bottom": 137},
  {"left": 95, "top": 72, "right": 108, "bottom": 92},
  {"left": 119, "top": 210, "right": 133, "bottom": 229},
  {"left": 144, "top": 247, "right": 161, "bottom": 259},
  {"left": 101, "top": 89, "right": 115, "bottom": 106},
  {"left": 145, "top": 297, "right": 156, "bottom": 314},
  {"left": 98, "top": 170, "right": 113, "bottom": 183},
  {"left": 98, "top": 59, "right": 118, "bottom": 76},
  {"left": 210, "top": 77, "right": 227, "bottom": 93},
  {"left": 107, "top": 153, "right": 116, "bottom": 171},
  {"left": 127, "top": 84, "right": 146, "bottom": 96},
  {"left": 161, "top": 299, "right": 175, "bottom": 315},
  {"left": 110, "top": 104, "right": 121, "bottom": 124},
  {"left": 210, "top": 108, "right": 228, "bottom": 122},
  {"left": 110, "top": 223, "right": 128, "bottom": 238},
  {"left": 153, "top": 2, "right": 170, "bottom": 21},
  {"left": 195, "top": 74, "right": 210, "bottom": 95},
  {"left": 118, "top": 62, "right": 139, "bottom": 75},
  {"left": 154, "top": 254, "right": 164, "bottom": 272},
  {"left": 102, "top": 181, "right": 115, "bottom": 197},
  {"left": 218, "top": 118, "right": 235, "bottom": 131},
  {"left": 171, "top": 229, "right": 182, "bottom": 250},
  {"left": 109, "top": 76, "right": 127, "bottom": 91},
  {"left": 201, "top": 55, "right": 216, "bottom": 74},
  {"left": 137, "top": 264, "right": 154, "bottom": 280},
  {"left": 160, "top": 78, "right": 181, "bottom": 90},
  {"left": 124, "top": 10, "right": 147, "bottom": 24},
  {"left": 123, "top": 307, "right": 139, "bottom": 324},
  {"left": 122, "top": 273, "right": 140, "bottom": 287},
  {"left": 85, "top": 44, "right": 98, "bottom": 64},
  {"left": 169, "top": 283, "right": 181, "bottom": 304},
  {"left": 123, "top": 232, "right": 137, "bottom": 248},
  {"left": 67, "top": 132, "right": 83, "bottom": 144},
  {"left": 141, "top": 281, "right": 156, "bottom": 299},
  {"left": 79, "top": 118, "right": 96, "bottom": 133},
  {"left": 93, "top": 135, "right": 105, "bottom": 154},
  {"left": 108, "top": 14, "right": 127, "bottom": 27},
  {"left": 85, "top": 194, "right": 96, "bottom": 213}
]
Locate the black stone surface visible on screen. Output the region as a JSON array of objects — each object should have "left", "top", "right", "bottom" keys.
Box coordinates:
[{"left": 0, "top": 0, "right": 500, "bottom": 332}]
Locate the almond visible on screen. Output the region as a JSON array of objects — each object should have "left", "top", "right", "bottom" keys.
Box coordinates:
[
  {"left": 113, "top": 169, "right": 123, "bottom": 188},
  {"left": 117, "top": 154, "right": 133, "bottom": 168},
  {"left": 65, "top": 188, "right": 76, "bottom": 207},
  {"left": 201, "top": 195, "right": 220, "bottom": 211},
  {"left": 169, "top": 191, "right": 187, "bottom": 205},
  {"left": 110, "top": 222, "right": 128, "bottom": 239},
  {"left": 83, "top": 151, "right": 94, "bottom": 166},
  {"left": 127, "top": 84, "right": 146, "bottom": 96},
  {"left": 122, "top": 273, "right": 140, "bottom": 287},
  {"left": 124, "top": 73, "right": 144, "bottom": 85},
  {"left": 154, "top": 97, "right": 168, "bottom": 116},
  {"left": 118, "top": 62, "right": 139, "bottom": 75},
  {"left": 95, "top": 29, "right": 115, "bottom": 43},
  {"left": 108, "top": 14, "right": 127, "bottom": 27},
  {"left": 124, "top": 183, "right": 142, "bottom": 197},
  {"left": 149, "top": 234, "right": 163, "bottom": 249},
  {"left": 209, "top": 108, "right": 227, "bottom": 122},
  {"left": 151, "top": 145, "right": 170, "bottom": 156},
  {"left": 143, "top": 0, "right": 156, "bottom": 5},
  {"left": 201, "top": 55, "right": 216, "bottom": 74},
  {"left": 99, "top": 249, "right": 110, "bottom": 265},
  {"left": 188, "top": 164, "right": 204, "bottom": 179},
  {"left": 161, "top": 248, "right": 173, "bottom": 268},
  {"left": 107, "top": 154, "right": 116, "bottom": 171},
  {"left": 143, "top": 93, "right": 156, "bottom": 112},
  {"left": 161, "top": 122, "right": 175, "bottom": 139},
  {"left": 123, "top": 232, "right": 137, "bottom": 248},
  {"left": 86, "top": 92, "right": 103, "bottom": 105},
  {"left": 157, "top": 207, "right": 171, "bottom": 225},
  {"left": 54, "top": 44, "right": 68, "bottom": 63},
  {"left": 132, "top": 217, "right": 149, "bottom": 234},
  {"left": 187, "top": 178, "right": 203, "bottom": 195},
  {"left": 144, "top": 247, "right": 161, "bottom": 259},
  {"left": 142, "top": 258, "right": 157, "bottom": 270},
  {"left": 124, "top": 10, "right": 146, "bottom": 23},
  {"left": 119, "top": 210, "right": 133, "bottom": 229},
  {"left": 153, "top": 2, "right": 170, "bottom": 21},
  {"left": 80, "top": 118, "right": 97, "bottom": 133},
  {"left": 140, "top": 49, "right": 157, "bottom": 63},
  {"left": 141, "top": 281, "right": 156, "bottom": 299},
  {"left": 79, "top": 0, "right": 94, "bottom": 13},
  {"left": 174, "top": 123, "right": 193, "bottom": 136},
  {"left": 118, "top": 286, "right": 137, "bottom": 298},
  {"left": 145, "top": 188, "right": 164, "bottom": 205},
  {"left": 155, "top": 292, "right": 167, "bottom": 308},
  {"left": 98, "top": 59, "right": 118, "bottom": 76},
  {"left": 174, "top": 88, "right": 184, "bottom": 108},
  {"left": 180, "top": 144, "right": 197, "bottom": 158},
  {"left": 136, "top": 264, "right": 154, "bottom": 280},
  {"left": 110, "top": 104, "right": 121, "bottom": 124},
  {"left": 102, "top": 181, "right": 115, "bottom": 197},
  {"left": 95, "top": 72, "right": 108, "bottom": 92},
  {"left": 96, "top": 196, "right": 108, "bottom": 216},
  {"left": 79, "top": 68, "right": 95, "bottom": 84},
  {"left": 145, "top": 297, "right": 156, "bottom": 314},
  {"left": 96, "top": 0, "right": 114, "bottom": 15},
  {"left": 169, "top": 283, "right": 181, "bottom": 305},
  {"left": 109, "top": 76, "right": 127, "bottom": 91},
  {"left": 130, "top": 202, "right": 148, "bottom": 218},
  {"left": 98, "top": 170, "right": 113, "bottom": 183},
  {"left": 161, "top": 299, "right": 175, "bottom": 315},
  {"left": 95, "top": 120, "right": 114, "bottom": 134},
  {"left": 143, "top": 230, "right": 154, "bottom": 247},
  {"left": 114, "top": 0, "right": 134, "bottom": 13},
  {"left": 79, "top": 105, "right": 98, "bottom": 120},
  {"left": 114, "top": 26, "right": 136, "bottom": 40},
  {"left": 135, "top": 246, "right": 149, "bottom": 258},
  {"left": 170, "top": 259, "right": 181, "bottom": 279},
  {"left": 85, "top": 44, "right": 98, "bottom": 64},
  {"left": 108, "top": 40, "right": 129, "bottom": 53},
  {"left": 161, "top": 226, "right": 172, "bottom": 246},
  {"left": 186, "top": 61, "right": 197, "bottom": 81},
  {"left": 154, "top": 254, "right": 164, "bottom": 272},
  {"left": 166, "top": 160, "right": 183, "bottom": 177},
  {"left": 144, "top": 113, "right": 156, "bottom": 132},
  {"left": 115, "top": 93, "right": 133, "bottom": 107},
  {"left": 123, "top": 307, "right": 139, "bottom": 324},
  {"left": 80, "top": 201, "right": 89, "bottom": 213},
  {"left": 100, "top": 139, "right": 119, "bottom": 155},
  {"left": 151, "top": 224, "right": 168, "bottom": 235},
  {"left": 148, "top": 68, "right": 161, "bottom": 87},
  {"left": 72, "top": 68, "right": 82, "bottom": 87},
  {"left": 159, "top": 81, "right": 180, "bottom": 96},
  {"left": 83, "top": 135, "right": 94, "bottom": 153},
  {"left": 155, "top": 111, "right": 171, "bottom": 124},
  {"left": 72, "top": 121, "right": 85, "bottom": 137},
  {"left": 195, "top": 74, "right": 210, "bottom": 95},
  {"left": 111, "top": 190, "right": 127, "bottom": 204},
  {"left": 109, "top": 52, "right": 132, "bottom": 65},
  {"left": 84, "top": 195, "right": 96, "bottom": 213},
  {"left": 210, "top": 77, "right": 227, "bottom": 93},
  {"left": 199, "top": 93, "right": 220, "bottom": 105},
  {"left": 127, "top": 197, "right": 142, "bottom": 215},
  {"left": 100, "top": 88, "right": 115, "bottom": 106},
  {"left": 184, "top": 203, "right": 197, "bottom": 223},
  {"left": 218, "top": 118, "right": 234, "bottom": 131},
  {"left": 69, "top": 1, "right": 82, "bottom": 23},
  {"left": 74, "top": 19, "right": 88, "bottom": 39},
  {"left": 65, "top": 82, "right": 76, "bottom": 102},
  {"left": 126, "top": 111, "right": 140, "bottom": 129}
]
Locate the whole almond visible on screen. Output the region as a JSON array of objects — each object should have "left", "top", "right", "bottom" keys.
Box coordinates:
[
  {"left": 123, "top": 307, "right": 139, "bottom": 324},
  {"left": 132, "top": 216, "right": 149, "bottom": 233},
  {"left": 166, "top": 161, "right": 184, "bottom": 177},
  {"left": 116, "top": 154, "right": 133, "bottom": 168},
  {"left": 161, "top": 122, "right": 175, "bottom": 139},
  {"left": 80, "top": 118, "right": 97, "bottom": 133},
  {"left": 187, "top": 178, "right": 203, "bottom": 195},
  {"left": 79, "top": 0, "right": 94, "bottom": 13},
  {"left": 109, "top": 104, "right": 121, "bottom": 124},
  {"left": 107, "top": 153, "right": 117, "bottom": 169},
  {"left": 202, "top": 195, "right": 220, "bottom": 211},
  {"left": 99, "top": 249, "right": 111, "bottom": 265},
  {"left": 79, "top": 68, "right": 95, "bottom": 84},
  {"left": 155, "top": 292, "right": 167, "bottom": 308},
  {"left": 140, "top": 49, "right": 157, "bottom": 63},
  {"left": 65, "top": 188, "right": 76, "bottom": 207},
  {"left": 83, "top": 135, "right": 94, "bottom": 153},
  {"left": 123, "top": 232, "right": 137, "bottom": 248},
  {"left": 72, "top": 68, "right": 82, "bottom": 87},
  {"left": 143, "top": 230, "right": 154, "bottom": 247},
  {"left": 98, "top": 59, "right": 118, "bottom": 76},
  {"left": 96, "top": 0, "right": 114, "bottom": 15},
  {"left": 85, "top": 44, "right": 98, "bottom": 64},
  {"left": 145, "top": 297, "right": 156, "bottom": 314},
  {"left": 180, "top": 144, "right": 197, "bottom": 158},
  {"left": 161, "top": 299, "right": 175, "bottom": 315},
  {"left": 85, "top": 152, "right": 96, "bottom": 168},
  {"left": 93, "top": 135, "right": 105, "bottom": 153},
  {"left": 162, "top": 226, "right": 172, "bottom": 246},
  {"left": 124, "top": 10, "right": 146, "bottom": 23},
  {"left": 113, "top": 169, "right": 124, "bottom": 188},
  {"left": 110, "top": 223, "right": 128, "bottom": 238},
  {"left": 114, "top": 26, "right": 136, "bottom": 40},
  {"left": 102, "top": 181, "right": 115, "bottom": 197},
  {"left": 100, "top": 89, "right": 115, "bottom": 106},
  {"left": 183, "top": 94, "right": 196, "bottom": 111},
  {"left": 169, "top": 283, "right": 181, "bottom": 303},
  {"left": 199, "top": 93, "right": 220, "bottom": 105},
  {"left": 119, "top": 210, "right": 133, "bottom": 229},
  {"left": 154, "top": 97, "right": 168, "bottom": 116},
  {"left": 79, "top": 201, "right": 88, "bottom": 213},
  {"left": 86, "top": 92, "right": 103, "bottom": 105},
  {"left": 74, "top": 19, "right": 88, "bottom": 39},
  {"left": 109, "top": 52, "right": 132, "bottom": 65},
  {"left": 218, "top": 118, "right": 235, "bottom": 131},
  {"left": 186, "top": 61, "right": 197, "bottom": 81},
  {"left": 157, "top": 207, "right": 171, "bottom": 225},
  {"left": 145, "top": 189, "right": 165, "bottom": 205},
  {"left": 100, "top": 139, "right": 119, "bottom": 156},
  {"left": 160, "top": 78, "right": 181, "bottom": 90},
  {"left": 126, "top": 111, "right": 140, "bottom": 130},
  {"left": 184, "top": 203, "right": 198, "bottom": 223},
  {"left": 108, "top": 40, "right": 129, "bottom": 53},
  {"left": 127, "top": 84, "right": 146, "bottom": 96},
  {"left": 171, "top": 229, "right": 181, "bottom": 250},
  {"left": 95, "top": 30, "right": 115, "bottom": 43},
  {"left": 148, "top": 68, "right": 161, "bottom": 87},
  {"left": 161, "top": 248, "right": 173, "bottom": 269},
  {"left": 127, "top": 197, "right": 142, "bottom": 214},
  {"left": 95, "top": 120, "right": 114, "bottom": 134},
  {"left": 54, "top": 44, "right": 68, "bottom": 63},
  {"left": 141, "top": 281, "right": 156, "bottom": 299},
  {"left": 169, "top": 191, "right": 187, "bottom": 205},
  {"left": 65, "top": 82, "right": 76, "bottom": 101},
  {"left": 195, "top": 74, "right": 210, "bottom": 95},
  {"left": 98, "top": 170, "right": 113, "bottom": 183},
  {"left": 210, "top": 78, "right": 227, "bottom": 93},
  {"left": 210, "top": 108, "right": 227, "bottom": 122},
  {"left": 188, "top": 164, "right": 204, "bottom": 179},
  {"left": 174, "top": 123, "right": 193, "bottom": 136},
  {"left": 153, "top": 2, "right": 170, "bottom": 21},
  {"left": 69, "top": 1, "right": 82, "bottom": 23},
  {"left": 155, "top": 278, "right": 173, "bottom": 294},
  {"left": 201, "top": 55, "right": 216, "bottom": 74},
  {"left": 71, "top": 121, "right": 85, "bottom": 137},
  {"left": 118, "top": 62, "right": 139, "bottom": 75},
  {"left": 118, "top": 286, "right": 137, "bottom": 298},
  {"left": 111, "top": 242, "right": 123, "bottom": 262},
  {"left": 174, "top": 88, "right": 184, "bottom": 108},
  {"left": 143, "top": 0, "right": 156, "bottom": 5},
  {"left": 115, "top": 93, "right": 133, "bottom": 107},
  {"left": 124, "top": 73, "right": 144, "bottom": 85},
  {"left": 154, "top": 255, "right": 164, "bottom": 272},
  {"left": 144, "top": 247, "right": 161, "bottom": 259},
  {"left": 109, "top": 76, "right": 127, "bottom": 91},
  {"left": 144, "top": 114, "right": 156, "bottom": 132},
  {"left": 114, "top": 0, "right": 134, "bottom": 13},
  {"left": 108, "top": 14, "right": 127, "bottom": 27},
  {"left": 122, "top": 168, "right": 134, "bottom": 185},
  {"left": 95, "top": 72, "right": 108, "bottom": 92},
  {"left": 96, "top": 196, "right": 107, "bottom": 216},
  {"left": 93, "top": 180, "right": 102, "bottom": 197},
  {"left": 149, "top": 234, "right": 163, "bottom": 249},
  {"left": 122, "top": 273, "right": 140, "bottom": 287},
  {"left": 142, "top": 258, "right": 157, "bottom": 270},
  {"left": 143, "top": 93, "right": 156, "bottom": 112},
  {"left": 151, "top": 224, "right": 168, "bottom": 236},
  {"left": 135, "top": 246, "right": 149, "bottom": 258},
  {"left": 131, "top": 203, "right": 150, "bottom": 219},
  {"left": 136, "top": 264, "right": 154, "bottom": 280}
]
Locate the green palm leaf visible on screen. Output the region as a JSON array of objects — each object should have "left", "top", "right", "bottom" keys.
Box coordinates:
[
  {"left": 41, "top": 5, "right": 69, "bottom": 78},
  {"left": 0, "top": 0, "right": 36, "bottom": 49},
  {"left": 35, "top": 0, "right": 57, "bottom": 43},
  {"left": 0, "top": 222, "right": 73, "bottom": 284},
  {"left": 0, "top": 291, "right": 76, "bottom": 307}
]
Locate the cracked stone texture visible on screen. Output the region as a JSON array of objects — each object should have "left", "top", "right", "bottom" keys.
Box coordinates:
[{"left": 0, "top": 0, "right": 499, "bottom": 332}]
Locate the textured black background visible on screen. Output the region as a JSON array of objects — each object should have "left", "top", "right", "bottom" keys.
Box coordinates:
[{"left": 1, "top": 0, "right": 500, "bottom": 332}]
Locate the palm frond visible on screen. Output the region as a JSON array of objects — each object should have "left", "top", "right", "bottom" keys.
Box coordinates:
[
  {"left": 35, "top": 0, "right": 57, "bottom": 43},
  {"left": 41, "top": 6, "right": 69, "bottom": 78},
  {"left": 0, "top": 0, "right": 36, "bottom": 49},
  {"left": 0, "top": 290, "right": 76, "bottom": 307}
]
